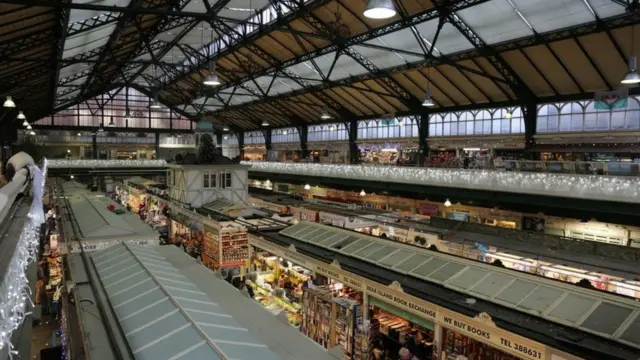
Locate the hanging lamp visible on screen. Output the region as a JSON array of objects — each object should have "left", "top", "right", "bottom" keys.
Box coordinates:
[
  {"left": 26, "top": 124, "right": 32, "bottom": 130},
  {"left": 3, "top": 96, "right": 15, "bottom": 108},
  {"left": 107, "top": 116, "right": 115, "bottom": 127},
  {"left": 261, "top": 120, "right": 269, "bottom": 127},
  {"left": 422, "top": 68, "right": 435, "bottom": 107},
  {"left": 622, "top": 26, "right": 640, "bottom": 84},
  {"left": 363, "top": 0, "right": 397, "bottom": 19},
  {"left": 320, "top": 106, "right": 332, "bottom": 120},
  {"left": 17, "top": 111, "right": 26, "bottom": 120}
]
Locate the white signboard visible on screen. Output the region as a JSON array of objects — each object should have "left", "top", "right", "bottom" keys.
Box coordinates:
[{"left": 69, "top": 239, "right": 160, "bottom": 253}]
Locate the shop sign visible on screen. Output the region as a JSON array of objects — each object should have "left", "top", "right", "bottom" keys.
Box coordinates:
[
  {"left": 69, "top": 239, "right": 159, "bottom": 253},
  {"left": 366, "top": 284, "right": 436, "bottom": 320},
  {"left": 438, "top": 311, "right": 545, "bottom": 360},
  {"left": 419, "top": 202, "right": 439, "bottom": 216}
]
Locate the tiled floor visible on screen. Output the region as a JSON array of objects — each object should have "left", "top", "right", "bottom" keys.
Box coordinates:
[{"left": 30, "top": 315, "right": 60, "bottom": 360}]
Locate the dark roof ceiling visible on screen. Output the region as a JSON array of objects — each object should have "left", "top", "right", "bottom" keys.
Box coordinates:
[{"left": 3, "top": 0, "right": 640, "bottom": 131}]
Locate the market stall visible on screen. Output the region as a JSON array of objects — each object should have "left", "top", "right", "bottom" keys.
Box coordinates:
[
  {"left": 201, "top": 221, "right": 248, "bottom": 271},
  {"left": 248, "top": 248, "right": 311, "bottom": 327},
  {"left": 169, "top": 211, "right": 204, "bottom": 258}
]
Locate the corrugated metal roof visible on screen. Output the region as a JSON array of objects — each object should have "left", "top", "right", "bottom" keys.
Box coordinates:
[
  {"left": 91, "top": 244, "right": 282, "bottom": 360},
  {"left": 66, "top": 190, "right": 158, "bottom": 241},
  {"left": 281, "top": 221, "right": 640, "bottom": 350}
]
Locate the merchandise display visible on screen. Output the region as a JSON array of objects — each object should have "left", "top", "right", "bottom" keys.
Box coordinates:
[
  {"left": 201, "top": 222, "right": 249, "bottom": 270},
  {"left": 442, "top": 328, "right": 522, "bottom": 360},
  {"left": 301, "top": 285, "right": 363, "bottom": 359},
  {"left": 249, "top": 251, "right": 311, "bottom": 327},
  {"left": 367, "top": 304, "right": 434, "bottom": 360}
]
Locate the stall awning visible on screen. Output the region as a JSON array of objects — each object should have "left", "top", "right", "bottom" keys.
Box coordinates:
[
  {"left": 91, "top": 244, "right": 283, "bottom": 360},
  {"left": 126, "top": 176, "right": 161, "bottom": 188}
]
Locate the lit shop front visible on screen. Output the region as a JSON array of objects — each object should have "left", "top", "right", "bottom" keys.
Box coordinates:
[
  {"left": 250, "top": 235, "right": 551, "bottom": 360},
  {"left": 248, "top": 243, "right": 313, "bottom": 327},
  {"left": 201, "top": 221, "right": 248, "bottom": 271},
  {"left": 169, "top": 211, "right": 204, "bottom": 257}
]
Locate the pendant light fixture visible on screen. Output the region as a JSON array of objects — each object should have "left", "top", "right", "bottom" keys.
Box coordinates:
[
  {"left": 26, "top": 124, "right": 32, "bottom": 130},
  {"left": 622, "top": 26, "right": 640, "bottom": 84},
  {"left": 203, "top": 62, "right": 221, "bottom": 86},
  {"left": 124, "top": 108, "right": 131, "bottom": 122},
  {"left": 107, "top": 116, "right": 115, "bottom": 127},
  {"left": 150, "top": 91, "right": 162, "bottom": 109},
  {"left": 364, "top": 0, "right": 397, "bottom": 19},
  {"left": 320, "top": 106, "right": 332, "bottom": 120},
  {"left": 3, "top": 96, "right": 15, "bottom": 108},
  {"left": 98, "top": 123, "right": 105, "bottom": 132},
  {"left": 202, "top": 28, "right": 221, "bottom": 86},
  {"left": 304, "top": 184, "right": 311, "bottom": 190},
  {"left": 29, "top": 130, "right": 35, "bottom": 136},
  {"left": 422, "top": 68, "right": 435, "bottom": 107},
  {"left": 444, "top": 198, "right": 452, "bottom": 207},
  {"left": 22, "top": 120, "right": 29, "bottom": 127},
  {"left": 359, "top": 189, "right": 366, "bottom": 196},
  {"left": 17, "top": 111, "right": 25, "bottom": 120},
  {"left": 261, "top": 120, "right": 269, "bottom": 127},
  {"left": 223, "top": 126, "right": 229, "bottom": 131}
]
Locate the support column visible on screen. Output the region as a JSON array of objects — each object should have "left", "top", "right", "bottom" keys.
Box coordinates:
[
  {"left": 418, "top": 114, "right": 430, "bottom": 167},
  {"left": 92, "top": 134, "right": 98, "bottom": 159},
  {"left": 523, "top": 102, "right": 537, "bottom": 159},
  {"left": 263, "top": 128, "right": 273, "bottom": 161},
  {"left": 298, "top": 124, "right": 309, "bottom": 159},
  {"left": 154, "top": 132, "right": 160, "bottom": 156},
  {"left": 215, "top": 131, "right": 223, "bottom": 146},
  {"left": 347, "top": 120, "right": 360, "bottom": 164},
  {"left": 237, "top": 131, "right": 245, "bottom": 160}
]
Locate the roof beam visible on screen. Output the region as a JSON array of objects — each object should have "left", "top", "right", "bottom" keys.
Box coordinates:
[
  {"left": 205, "top": 11, "right": 640, "bottom": 117},
  {"left": 0, "top": 0, "right": 239, "bottom": 21},
  {"left": 438, "top": 2, "right": 535, "bottom": 101},
  {"left": 50, "top": 0, "right": 71, "bottom": 111},
  {"left": 178, "top": 0, "right": 488, "bottom": 107},
  {"left": 158, "top": 0, "right": 335, "bottom": 87}
]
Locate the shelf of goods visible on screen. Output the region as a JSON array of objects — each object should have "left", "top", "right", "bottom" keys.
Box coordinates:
[
  {"left": 301, "top": 287, "right": 363, "bottom": 360},
  {"left": 221, "top": 230, "right": 249, "bottom": 267},
  {"left": 249, "top": 278, "right": 302, "bottom": 327}
]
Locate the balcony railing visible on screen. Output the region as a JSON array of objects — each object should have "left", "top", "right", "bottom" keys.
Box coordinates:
[{"left": 425, "top": 159, "right": 640, "bottom": 176}]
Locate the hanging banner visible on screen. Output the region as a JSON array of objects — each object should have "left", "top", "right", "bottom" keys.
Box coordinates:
[{"left": 594, "top": 88, "right": 628, "bottom": 110}]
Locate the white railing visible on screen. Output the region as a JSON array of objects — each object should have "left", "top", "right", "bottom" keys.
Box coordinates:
[
  {"left": 47, "top": 159, "right": 168, "bottom": 168},
  {"left": 244, "top": 161, "right": 640, "bottom": 204}
]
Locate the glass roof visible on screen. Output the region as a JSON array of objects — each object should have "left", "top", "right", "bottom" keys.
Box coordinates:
[
  {"left": 91, "top": 243, "right": 282, "bottom": 360},
  {"left": 280, "top": 222, "right": 640, "bottom": 350}
]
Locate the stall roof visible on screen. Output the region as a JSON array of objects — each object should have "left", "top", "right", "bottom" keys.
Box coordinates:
[
  {"left": 259, "top": 229, "right": 640, "bottom": 360},
  {"left": 280, "top": 222, "right": 640, "bottom": 353},
  {"left": 90, "top": 243, "right": 333, "bottom": 360},
  {"left": 65, "top": 189, "right": 158, "bottom": 242}
]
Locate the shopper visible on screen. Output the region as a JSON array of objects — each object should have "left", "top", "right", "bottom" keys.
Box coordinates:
[
  {"left": 244, "top": 280, "right": 255, "bottom": 299},
  {"left": 398, "top": 347, "right": 417, "bottom": 360}
]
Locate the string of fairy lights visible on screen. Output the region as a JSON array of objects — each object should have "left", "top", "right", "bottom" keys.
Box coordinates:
[
  {"left": 244, "top": 162, "right": 640, "bottom": 204},
  {"left": 46, "top": 159, "right": 168, "bottom": 169},
  {"left": 0, "top": 159, "right": 47, "bottom": 357}
]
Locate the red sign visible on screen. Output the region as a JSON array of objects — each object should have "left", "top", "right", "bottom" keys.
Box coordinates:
[{"left": 419, "top": 202, "right": 439, "bottom": 216}]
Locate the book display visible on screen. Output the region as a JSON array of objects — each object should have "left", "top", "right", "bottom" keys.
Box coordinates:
[
  {"left": 220, "top": 229, "right": 249, "bottom": 267},
  {"left": 201, "top": 222, "right": 248, "bottom": 270},
  {"left": 301, "top": 286, "right": 363, "bottom": 360}
]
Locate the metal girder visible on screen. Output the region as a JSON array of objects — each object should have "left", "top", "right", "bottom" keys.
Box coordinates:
[
  {"left": 440, "top": 5, "right": 535, "bottom": 101},
  {"left": 67, "top": 11, "right": 120, "bottom": 38},
  {"left": 75, "top": 1, "right": 189, "bottom": 107},
  {"left": 50, "top": 1, "right": 71, "bottom": 111},
  {"left": 0, "top": 0, "right": 240, "bottom": 21},
  {"left": 203, "top": 10, "right": 640, "bottom": 118},
  {"left": 0, "top": 28, "right": 55, "bottom": 59},
  {"left": 205, "top": 18, "right": 355, "bottom": 119},
  {"left": 300, "top": 12, "right": 421, "bottom": 110},
  {"left": 159, "top": 0, "right": 334, "bottom": 87},
  {"left": 181, "top": 0, "right": 487, "bottom": 106}
]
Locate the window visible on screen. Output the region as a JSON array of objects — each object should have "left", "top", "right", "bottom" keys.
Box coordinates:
[
  {"left": 357, "top": 117, "right": 419, "bottom": 140},
  {"left": 220, "top": 172, "right": 232, "bottom": 188},
  {"left": 537, "top": 98, "right": 640, "bottom": 133},
  {"left": 272, "top": 127, "right": 299, "bottom": 143},
  {"left": 308, "top": 123, "right": 349, "bottom": 142},
  {"left": 203, "top": 171, "right": 216, "bottom": 189},
  {"left": 429, "top": 108, "right": 524, "bottom": 137}
]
